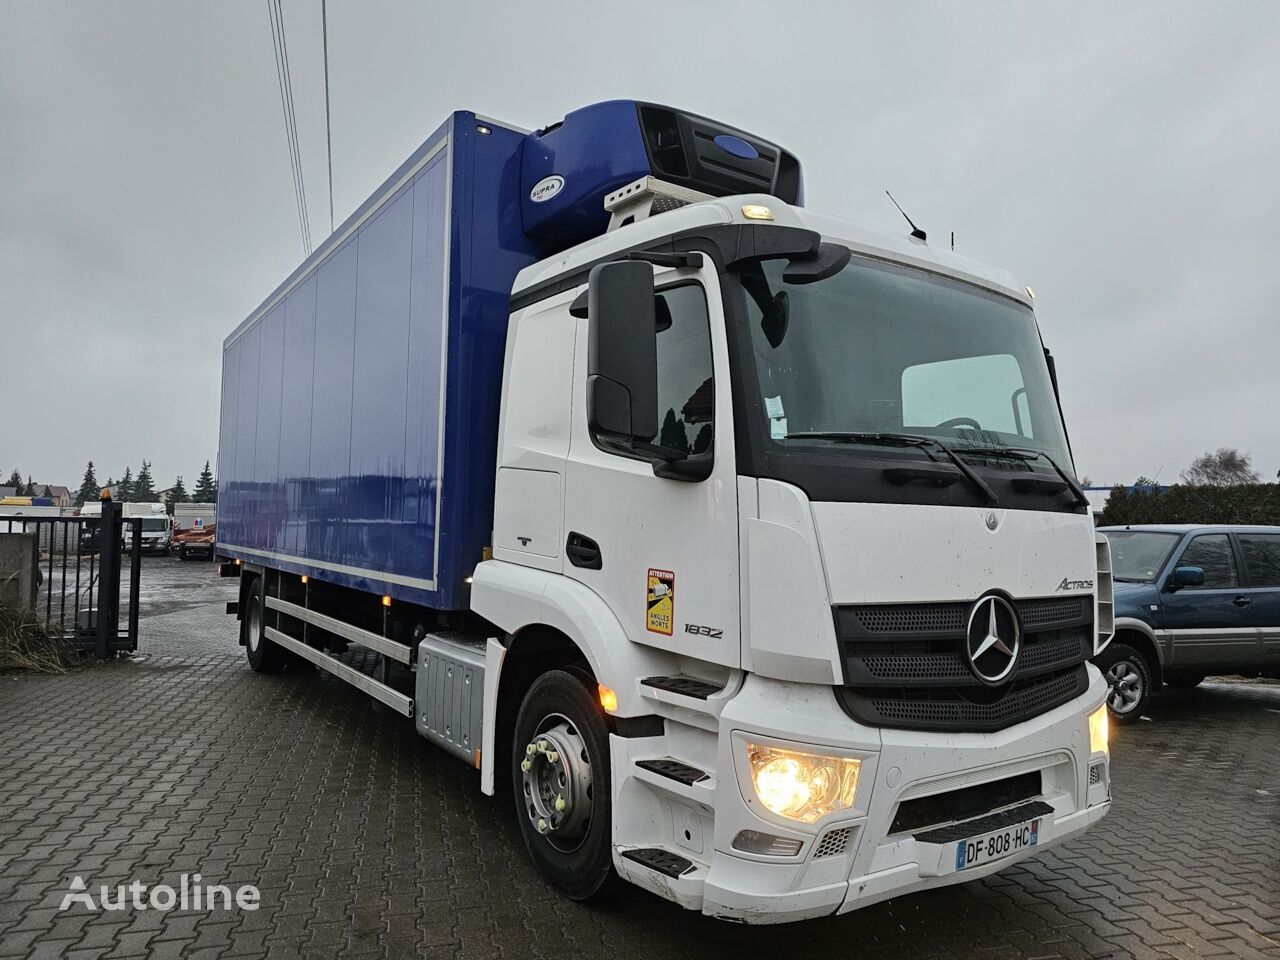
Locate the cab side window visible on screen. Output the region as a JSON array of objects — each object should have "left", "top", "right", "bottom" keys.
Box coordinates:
[
  {"left": 595, "top": 283, "right": 714, "bottom": 459},
  {"left": 1176, "top": 534, "right": 1238, "bottom": 589},
  {"left": 1240, "top": 534, "right": 1280, "bottom": 587}
]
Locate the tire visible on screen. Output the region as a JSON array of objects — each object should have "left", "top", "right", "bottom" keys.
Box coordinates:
[
  {"left": 512, "top": 670, "right": 615, "bottom": 901},
  {"left": 1165, "top": 674, "right": 1206, "bottom": 689},
  {"left": 242, "top": 578, "right": 284, "bottom": 673},
  {"left": 1098, "top": 642, "right": 1153, "bottom": 724}
]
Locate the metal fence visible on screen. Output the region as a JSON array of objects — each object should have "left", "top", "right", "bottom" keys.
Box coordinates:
[{"left": 1, "top": 510, "right": 142, "bottom": 657}]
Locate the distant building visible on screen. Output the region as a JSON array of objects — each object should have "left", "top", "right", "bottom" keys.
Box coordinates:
[
  {"left": 25, "top": 484, "right": 72, "bottom": 508},
  {"left": 0, "top": 486, "right": 14, "bottom": 499}
]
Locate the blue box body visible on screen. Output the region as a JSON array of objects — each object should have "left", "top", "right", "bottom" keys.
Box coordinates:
[{"left": 216, "top": 113, "right": 541, "bottom": 609}]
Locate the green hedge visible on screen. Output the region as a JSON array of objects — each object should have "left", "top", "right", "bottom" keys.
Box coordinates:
[{"left": 1099, "top": 484, "right": 1280, "bottom": 526}]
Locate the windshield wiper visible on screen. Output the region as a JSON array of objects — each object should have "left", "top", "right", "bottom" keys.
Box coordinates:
[
  {"left": 785, "top": 432, "right": 998, "bottom": 504},
  {"left": 957, "top": 446, "right": 1089, "bottom": 508}
]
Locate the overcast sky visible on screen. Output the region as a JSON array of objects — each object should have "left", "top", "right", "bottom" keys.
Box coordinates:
[{"left": 2, "top": 1, "right": 1277, "bottom": 491}]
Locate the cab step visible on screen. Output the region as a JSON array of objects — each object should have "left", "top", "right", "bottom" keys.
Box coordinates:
[
  {"left": 641, "top": 675, "right": 721, "bottom": 699},
  {"left": 621, "top": 846, "right": 696, "bottom": 879},
  {"left": 636, "top": 757, "right": 710, "bottom": 786}
]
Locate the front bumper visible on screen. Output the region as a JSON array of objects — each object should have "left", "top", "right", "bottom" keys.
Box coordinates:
[{"left": 698, "top": 666, "right": 1110, "bottom": 922}]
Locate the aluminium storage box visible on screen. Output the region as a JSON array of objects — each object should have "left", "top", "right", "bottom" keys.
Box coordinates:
[{"left": 216, "top": 112, "right": 540, "bottom": 610}]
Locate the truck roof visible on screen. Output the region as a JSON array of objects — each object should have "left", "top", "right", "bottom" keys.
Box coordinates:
[{"left": 511, "top": 194, "right": 1032, "bottom": 309}]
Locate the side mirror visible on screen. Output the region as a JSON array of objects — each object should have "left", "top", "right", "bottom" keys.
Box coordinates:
[
  {"left": 586, "top": 261, "right": 658, "bottom": 445},
  {"left": 1168, "top": 566, "right": 1205, "bottom": 591}
]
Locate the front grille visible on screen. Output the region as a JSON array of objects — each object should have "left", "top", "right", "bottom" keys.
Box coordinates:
[
  {"left": 850, "top": 604, "right": 966, "bottom": 635},
  {"left": 833, "top": 594, "right": 1093, "bottom": 732},
  {"left": 836, "top": 664, "right": 1089, "bottom": 732}
]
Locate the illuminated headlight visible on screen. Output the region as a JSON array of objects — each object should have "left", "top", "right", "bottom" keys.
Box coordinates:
[
  {"left": 1088, "top": 704, "right": 1109, "bottom": 755},
  {"left": 746, "top": 743, "right": 861, "bottom": 824}
]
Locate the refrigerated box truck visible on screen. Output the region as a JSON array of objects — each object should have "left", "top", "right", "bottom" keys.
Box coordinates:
[{"left": 217, "top": 100, "right": 1114, "bottom": 922}]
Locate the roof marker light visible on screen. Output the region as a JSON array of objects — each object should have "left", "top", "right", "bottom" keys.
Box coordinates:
[
  {"left": 1025, "top": 286, "right": 1036, "bottom": 300},
  {"left": 381, "top": 595, "right": 392, "bottom": 607},
  {"left": 742, "top": 204, "right": 774, "bottom": 221},
  {"left": 300, "top": 575, "right": 309, "bottom": 584}
]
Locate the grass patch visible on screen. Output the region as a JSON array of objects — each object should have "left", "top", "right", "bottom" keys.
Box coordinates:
[{"left": 0, "top": 600, "right": 77, "bottom": 674}]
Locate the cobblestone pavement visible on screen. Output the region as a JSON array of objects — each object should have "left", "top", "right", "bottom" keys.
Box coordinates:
[{"left": 1, "top": 560, "right": 1278, "bottom": 959}]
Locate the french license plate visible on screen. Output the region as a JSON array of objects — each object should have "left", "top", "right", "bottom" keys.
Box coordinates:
[{"left": 954, "top": 818, "right": 1040, "bottom": 871}]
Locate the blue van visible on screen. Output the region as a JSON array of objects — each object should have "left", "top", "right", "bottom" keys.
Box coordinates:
[{"left": 1094, "top": 524, "right": 1280, "bottom": 722}]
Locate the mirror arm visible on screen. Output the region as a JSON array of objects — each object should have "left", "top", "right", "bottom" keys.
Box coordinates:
[
  {"left": 570, "top": 252, "right": 702, "bottom": 319},
  {"left": 653, "top": 452, "right": 714, "bottom": 482},
  {"left": 627, "top": 251, "right": 703, "bottom": 269}
]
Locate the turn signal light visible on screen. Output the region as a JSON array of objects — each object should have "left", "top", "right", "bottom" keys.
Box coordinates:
[
  {"left": 746, "top": 743, "right": 860, "bottom": 824},
  {"left": 598, "top": 684, "right": 618, "bottom": 713},
  {"left": 1088, "top": 704, "right": 1109, "bottom": 755}
]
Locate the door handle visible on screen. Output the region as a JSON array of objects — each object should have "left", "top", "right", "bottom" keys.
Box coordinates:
[
  {"left": 566, "top": 532, "right": 602, "bottom": 570},
  {"left": 1233, "top": 596, "right": 1251, "bottom": 608}
]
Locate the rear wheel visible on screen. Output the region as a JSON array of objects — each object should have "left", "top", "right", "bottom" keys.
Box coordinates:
[
  {"left": 242, "top": 578, "right": 283, "bottom": 673},
  {"left": 511, "top": 670, "right": 615, "bottom": 901},
  {"left": 1099, "top": 642, "right": 1153, "bottom": 724}
]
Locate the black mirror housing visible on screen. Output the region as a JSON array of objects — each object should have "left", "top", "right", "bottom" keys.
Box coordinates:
[{"left": 586, "top": 261, "right": 658, "bottom": 443}]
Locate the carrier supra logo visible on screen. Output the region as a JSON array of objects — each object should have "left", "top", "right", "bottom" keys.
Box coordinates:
[
  {"left": 1056, "top": 577, "right": 1094, "bottom": 591},
  {"left": 966, "top": 595, "right": 1020, "bottom": 685},
  {"left": 529, "top": 175, "right": 564, "bottom": 203}
]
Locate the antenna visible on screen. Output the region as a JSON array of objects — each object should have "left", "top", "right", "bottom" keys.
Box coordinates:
[{"left": 885, "top": 191, "right": 926, "bottom": 242}]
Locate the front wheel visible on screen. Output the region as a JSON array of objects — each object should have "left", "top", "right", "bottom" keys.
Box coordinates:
[
  {"left": 511, "top": 670, "right": 615, "bottom": 901},
  {"left": 1099, "top": 643, "right": 1153, "bottom": 724}
]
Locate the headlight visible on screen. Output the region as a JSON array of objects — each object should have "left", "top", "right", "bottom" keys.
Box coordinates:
[
  {"left": 746, "top": 743, "right": 861, "bottom": 824},
  {"left": 1088, "top": 704, "right": 1109, "bottom": 755}
]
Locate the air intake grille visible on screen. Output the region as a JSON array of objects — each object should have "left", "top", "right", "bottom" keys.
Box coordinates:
[
  {"left": 814, "top": 828, "right": 851, "bottom": 859},
  {"left": 836, "top": 665, "right": 1089, "bottom": 733},
  {"left": 1089, "top": 763, "right": 1104, "bottom": 786},
  {"left": 853, "top": 605, "right": 966, "bottom": 635},
  {"left": 848, "top": 596, "right": 1087, "bottom": 637}
]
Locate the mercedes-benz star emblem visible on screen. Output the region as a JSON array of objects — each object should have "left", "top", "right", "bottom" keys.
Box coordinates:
[{"left": 965, "top": 595, "right": 1020, "bottom": 684}]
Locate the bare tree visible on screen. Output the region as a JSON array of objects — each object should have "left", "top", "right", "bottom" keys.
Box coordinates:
[{"left": 1179, "top": 448, "right": 1260, "bottom": 486}]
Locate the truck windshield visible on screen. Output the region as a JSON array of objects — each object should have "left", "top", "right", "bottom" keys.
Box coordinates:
[
  {"left": 733, "top": 254, "right": 1074, "bottom": 498},
  {"left": 1102, "top": 530, "right": 1180, "bottom": 582},
  {"left": 142, "top": 518, "right": 169, "bottom": 532}
]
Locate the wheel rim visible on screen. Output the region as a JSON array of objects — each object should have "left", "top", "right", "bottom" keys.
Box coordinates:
[
  {"left": 1106, "top": 660, "right": 1143, "bottom": 714},
  {"left": 247, "top": 594, "right": 261, "bottom": 653},
  {"left": 520, "top": 712, "right": 593, "bottom": 854}
]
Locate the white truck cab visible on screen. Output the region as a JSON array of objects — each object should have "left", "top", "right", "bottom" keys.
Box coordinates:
[
  {"left": 475, "top": 188, "right": 1113, "bottom": 920},
  {"left": 122, "top": 502, "right": 171, "bottom": 554}
]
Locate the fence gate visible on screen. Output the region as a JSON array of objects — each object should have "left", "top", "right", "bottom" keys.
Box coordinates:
[{"left": 2, "top": 501, "right": 142, "bottom": 658}]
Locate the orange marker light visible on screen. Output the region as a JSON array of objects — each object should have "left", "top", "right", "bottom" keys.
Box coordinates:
[
  {"left": 300, "top": 575, "right": 309, "bottom": 584},
  {"left": 381, "top": 595, "right": 392, "bottom": 607},
  {"left": 598, "top": 684, "right": 618, "bottom": 713}
]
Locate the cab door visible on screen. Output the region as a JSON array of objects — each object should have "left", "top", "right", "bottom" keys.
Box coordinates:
[
  {"left": 1236, "top": 532, "right": 1280, "bottom": 671},
  {"left": 561, "top": 263, "right": 740, "bottom": 667},
  {"left": 1161, "top": 533, "right": 1259, "bottom": 670}
]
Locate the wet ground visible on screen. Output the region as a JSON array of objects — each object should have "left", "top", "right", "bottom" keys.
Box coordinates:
[{"left": 0, "top": 562, "right": 1277, "bottom": 959}]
